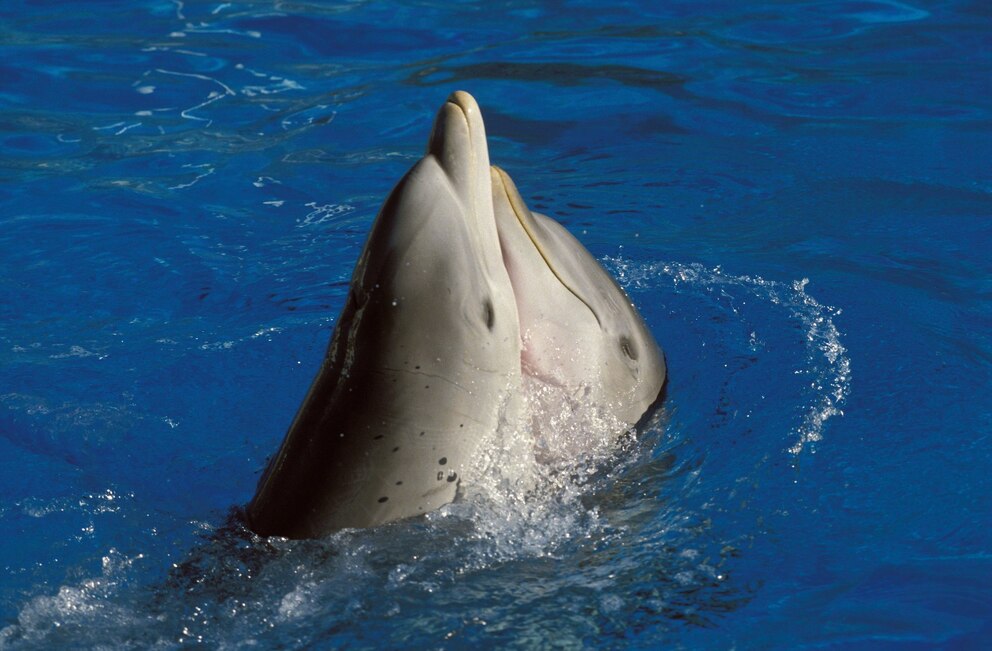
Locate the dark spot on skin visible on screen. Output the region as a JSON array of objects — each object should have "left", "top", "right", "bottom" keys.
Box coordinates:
[
  {"left": 483, "top": 299, "right": 495, "bottom": 330},
  {"left": 437, "top": 471, "right": 444, "bottom": 481},
  {"left": 459, "top": 424, "right": 463, "bottom": 428},
  {"left": 425, "top": 385, "right": 430, "bottom": 389},
  {"left": 378, "top": 496, "right": 388, "bottom": 503},
  {"left": 446, "top": 472, "right": 458, "bottom": 483},
  {"left": 415, "top": 365, "right": 420, "bottom": 370},
  {"left": 620, "top": 336, "right": 638, "bottom": 361},
  {"left": 393, "top": 447, "right": 400, "bottom": 452},
  {"left": 396, "top": 481, "right": 403, "bottom": 486},
  {"left": 373, "top": 435, "right": 383, "bottom": 440},
  {"left": 419, "top": 431, "right": 425, "bottom": 437},
  {"left": 439, "top": 457, "right": 447, "bottom": 465}
]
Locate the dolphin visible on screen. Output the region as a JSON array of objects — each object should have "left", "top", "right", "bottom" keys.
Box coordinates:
[{"left": 246, "top": 91, "right": 665, "bottom": 538}]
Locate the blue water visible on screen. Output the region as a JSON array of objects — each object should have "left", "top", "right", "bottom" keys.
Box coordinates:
[{"left": 1, "top": 0, "right": 989, "bottom": 647}]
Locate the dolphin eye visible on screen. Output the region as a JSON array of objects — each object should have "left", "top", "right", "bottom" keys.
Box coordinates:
[
  {"left": 620, "top": 336, "right": 638, "bottom": 361},
  {"left": 483, "top": 299, "right": 495, "bottom": 331}
]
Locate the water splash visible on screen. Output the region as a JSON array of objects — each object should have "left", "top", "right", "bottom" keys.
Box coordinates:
[
  {"left": 0, "top": 255, "right": 784, "bottom": 647},
  {"left": 298, "top": 202, "right": 356, "bottom": 227},
  {"left": 606, "top": 258, "right": 850, "bottom": 455},
  {"left": 0, "top": 551, "right": 150, "bottom": 648}
]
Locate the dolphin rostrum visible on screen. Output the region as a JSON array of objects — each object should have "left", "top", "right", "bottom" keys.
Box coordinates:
[{"left": 246, "top": 91, "right": 666, "bottom": 538}]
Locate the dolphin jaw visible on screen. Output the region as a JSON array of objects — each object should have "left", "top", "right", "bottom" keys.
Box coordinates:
[{"left": 491, "top": 165, "right": 601, "bottom": 326}]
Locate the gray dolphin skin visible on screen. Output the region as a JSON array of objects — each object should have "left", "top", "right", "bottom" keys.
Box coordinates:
[{"left": 246, "top": 91, "right": 666, "bottom": 538}]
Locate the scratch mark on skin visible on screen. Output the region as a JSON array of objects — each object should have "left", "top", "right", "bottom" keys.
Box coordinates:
[{"left": 375, "top": 367, "right": 467, "bottom": 392}]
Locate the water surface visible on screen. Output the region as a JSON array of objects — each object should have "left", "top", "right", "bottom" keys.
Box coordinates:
[{"left": 1, "top": 0, "right": 990, "bottom": 648}]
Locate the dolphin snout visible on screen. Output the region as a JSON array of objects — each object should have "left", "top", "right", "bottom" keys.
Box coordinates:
[
  {"left": 427, "top": 91, "right": 489, "bottom": 196},
  {"left": 427, "top": 93, "right": 475, "bottom": 166},
  {"left": 446, "top": 90, "right": 479, "bottom": 119}
]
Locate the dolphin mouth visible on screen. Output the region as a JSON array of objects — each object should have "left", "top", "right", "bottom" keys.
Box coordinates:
[
  {"left": 446, "top": 90, "right": 477, "bottom": 118},
  {"left": 491, "top": 165, "right": 601, "bottom": 326}
]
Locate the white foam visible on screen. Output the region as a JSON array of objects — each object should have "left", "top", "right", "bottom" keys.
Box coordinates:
[
  {"left": 298, "top": 202, "right": 355, "bottom": 227},
  {"left": 0, "top": 550, "right": 146, "bottom": 648},
  {"left": 430, "top": 370, "right": 641, "bottom": 567}
]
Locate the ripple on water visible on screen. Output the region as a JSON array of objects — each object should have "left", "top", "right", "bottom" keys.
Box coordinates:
[
  {"left": 0, "top": 254, "right": 852, "bottom": 647},
  {"left": 717, "top": 0, "right": 930, "bottom": 44},
  {"left": 607, "top": 257, "right": 850, "bottom": 455}
]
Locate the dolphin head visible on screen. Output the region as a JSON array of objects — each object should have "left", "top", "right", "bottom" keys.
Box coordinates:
[
  {"left": 491, "top": 166, "right": 667, "bottom": 429},
  {"left": 247, "top": 92, "right": 664, "bottom": 537},
  {"left": 248, "top": 92, "right": 523, "bottom": 536},
  {"left": 341, "top": 91, "right": 520, "bottom": 383}
]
